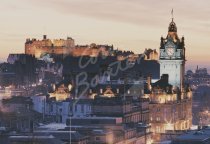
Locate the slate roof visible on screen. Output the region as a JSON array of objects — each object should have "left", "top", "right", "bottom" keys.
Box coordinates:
[
  {"left": 63, "top": 55, "right": 160, "bottom": 80},
  {"left": 172, "top": 128, "right": 210, "bottom": 144},
  {"left": 2, "top": 96, "right": 33, "bottom": 105}
]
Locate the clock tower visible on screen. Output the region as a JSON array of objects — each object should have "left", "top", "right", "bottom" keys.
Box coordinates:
[{"left": 159, "top": 18, "right": 185, "bottom": 88}]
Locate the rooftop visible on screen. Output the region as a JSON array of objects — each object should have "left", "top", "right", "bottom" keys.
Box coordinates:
[{"left": 173, "top": 127, "right": 210, "bottom": 143}]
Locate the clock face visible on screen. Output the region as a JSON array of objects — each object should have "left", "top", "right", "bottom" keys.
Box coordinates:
[{"left": 167, "top": 48, "right": 174, "bottom": 56}]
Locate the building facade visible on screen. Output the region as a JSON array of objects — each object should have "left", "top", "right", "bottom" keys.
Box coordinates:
[
  {"left": 144, "top": 48, "right": 158, "bottom": 61},
  {"left": 147, "top": 18, "right": 192, "bottom": 142},
  {"left": 25, "top": 35, "right": 115, "bottom": 58},
  {"left": 25, "top": 35, "right": 75, "bottom": 58}
]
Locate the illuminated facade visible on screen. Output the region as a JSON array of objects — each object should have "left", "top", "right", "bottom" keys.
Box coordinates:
[
  {"left": 144, "top": 48, "right": 158, "bottom": 61},
  {"left": 49, "top": 84, "right": 70, "bottom": 101},
  {"left": 25, "top": 35, "right": 75, "bottom": 58},
  {"left": 146, "top": 18, "right": 192, "bottom": 142},
  {"left": 25, "top": 35, "right": 114, "bottom": 58},
  {"left": 147, "top": 75, "right": 192, "bottom": 141}
]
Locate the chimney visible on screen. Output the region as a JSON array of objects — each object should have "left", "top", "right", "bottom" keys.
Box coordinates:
[
  {"left": 30, "top": 120, "right": 34, "bottom": 133},
  {"left": 147, "top": 75, "right": 151, "bottom": 90},
  {"left": 26, "top": 38, "right": 30, "bottom": 42},
  {"left": 43, "top": 35, "right": 47, "bottom": 40},
  {"left": 161, "top": 74, "right": 169, "bottom": 84},
  {"left": 198, "top": 125, "right": 203, "bottom": 131}
]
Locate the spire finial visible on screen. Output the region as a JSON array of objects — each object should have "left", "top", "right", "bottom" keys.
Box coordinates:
[{"left": 171, "top": 8, "right": 174, "bottom": 21}]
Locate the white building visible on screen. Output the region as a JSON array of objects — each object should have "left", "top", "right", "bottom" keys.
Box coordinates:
[
  {"left": 31, "top": 95, "right": 46, "bottom": 114},
  {"left": 45, "top": 99, "right": 93, "bottom": 123},
  {"left": 72, "top": 99, "right": 92, "bottom": 118}
]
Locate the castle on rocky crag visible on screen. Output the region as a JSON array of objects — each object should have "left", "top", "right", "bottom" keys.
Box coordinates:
[{"left": 25, "top": 35, "right": 116, "bottom": 58}]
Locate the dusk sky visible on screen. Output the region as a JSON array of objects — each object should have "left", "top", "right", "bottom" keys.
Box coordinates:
[{"left": 1, "top": 0, "right": 210, "bottom": 70}]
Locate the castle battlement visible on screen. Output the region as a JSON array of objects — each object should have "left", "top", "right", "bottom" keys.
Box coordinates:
[{"left": 25, "top": 35, "right": 115, "bottom": 58}]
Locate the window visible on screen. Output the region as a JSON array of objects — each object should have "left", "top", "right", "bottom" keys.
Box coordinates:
[
  {"left": 156, "top": 117, "right": 160, "bottom": 121},
  {"left": 156, "top": 126, "right": 160, "bottom": 133},
  {"left": 117, "top": 89, "right": 119, "bottom": 93},
  {"left": 81, "top": 105, "right": 84, "bottom": 113},
  {"left": 95, "top": 137, "right": 100, "bottom": 141},
  {"left": 89, "top": 89, "right": 92, "bottom": 93},
  {"left": 50, "top": 105, "right": 53, "bottom": 112},
  {"left": 69, "top": 105, "right": 73, "bottom": 112},
  {"left": 75, "top": 105, "right": 77, "bottom": 112}
]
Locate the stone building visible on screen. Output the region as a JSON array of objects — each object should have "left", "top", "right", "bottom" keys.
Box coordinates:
[
  {"left": 93, "top": 96, "right": 150, "bottom": 124},
  {"left": 0, "top": 96, "right": 42, "bottom": 132},
  {"left": 144, "top": 49, "right": 158, "bottom": 61},
  {"left": 146, "top": 75, "right": 192, "bottom": 140},
  {"left": 66, "top": 96, "right": 152, "bottom": 144},
  {"left": 25, "top": 35, "right": 75, "bottom": 58},
  {"left": 185, "top": 66, "right": 210, "bottom": 89},
  {"left": 25, "top": 35, "right": 115, "bottom": 58},
  {"left": 146, "top": 17, "right": 192, "bottom": 142}
]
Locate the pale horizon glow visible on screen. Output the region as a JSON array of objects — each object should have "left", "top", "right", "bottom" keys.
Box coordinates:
[{"left": 0, "top": 0, "right": 210, "bottom": 70}]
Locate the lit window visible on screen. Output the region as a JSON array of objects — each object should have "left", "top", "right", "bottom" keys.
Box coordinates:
[
  {"left": 117, "top": 89, "right": 119, "bottom": 93},
  {"left": 156, "top": 126, "right": 160, "bottom": 133},
  {"left": 89, "top": 89, "right": 92, "bottom": 93}
]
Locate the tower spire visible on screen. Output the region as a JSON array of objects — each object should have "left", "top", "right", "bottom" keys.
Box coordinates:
[
  {"left": 168, "top": 9, "right": 177, "bottom": 33},
  {"left": 171, "top": 8, "right": 174, "bottom": 21}
]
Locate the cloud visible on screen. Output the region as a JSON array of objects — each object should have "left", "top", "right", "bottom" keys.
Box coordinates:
[
  {"left": 23, "top": 0, "right": 167, "bottom": 27},
  {"left": 1, "top": 0, "right": 210, "bottom": 67},
  {"left": 25, "top": 0, "right": 210, "bottom": 24}
]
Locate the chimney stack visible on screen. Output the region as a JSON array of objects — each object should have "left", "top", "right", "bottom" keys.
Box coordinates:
[
  {"left": 147, "top": 75, "right": 151, "bottom": 90},
  {"left": 43, "top": 35, "right": 47, "bottom": 40},
  {"left": 161, "top": 74, "right": 169, "bottom": 84}
]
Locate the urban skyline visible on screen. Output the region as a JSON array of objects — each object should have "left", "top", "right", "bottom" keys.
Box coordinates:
[
  {"left": 1, "top": 0, "right": 210, "bottom": 70},
  {"left": 1, "top": 1, "right": 210, "bottom": 143}
]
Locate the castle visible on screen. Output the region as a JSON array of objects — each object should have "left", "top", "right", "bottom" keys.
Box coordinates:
[{"left": 25, "top": 35, "right": 115, "bottom": 58}]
